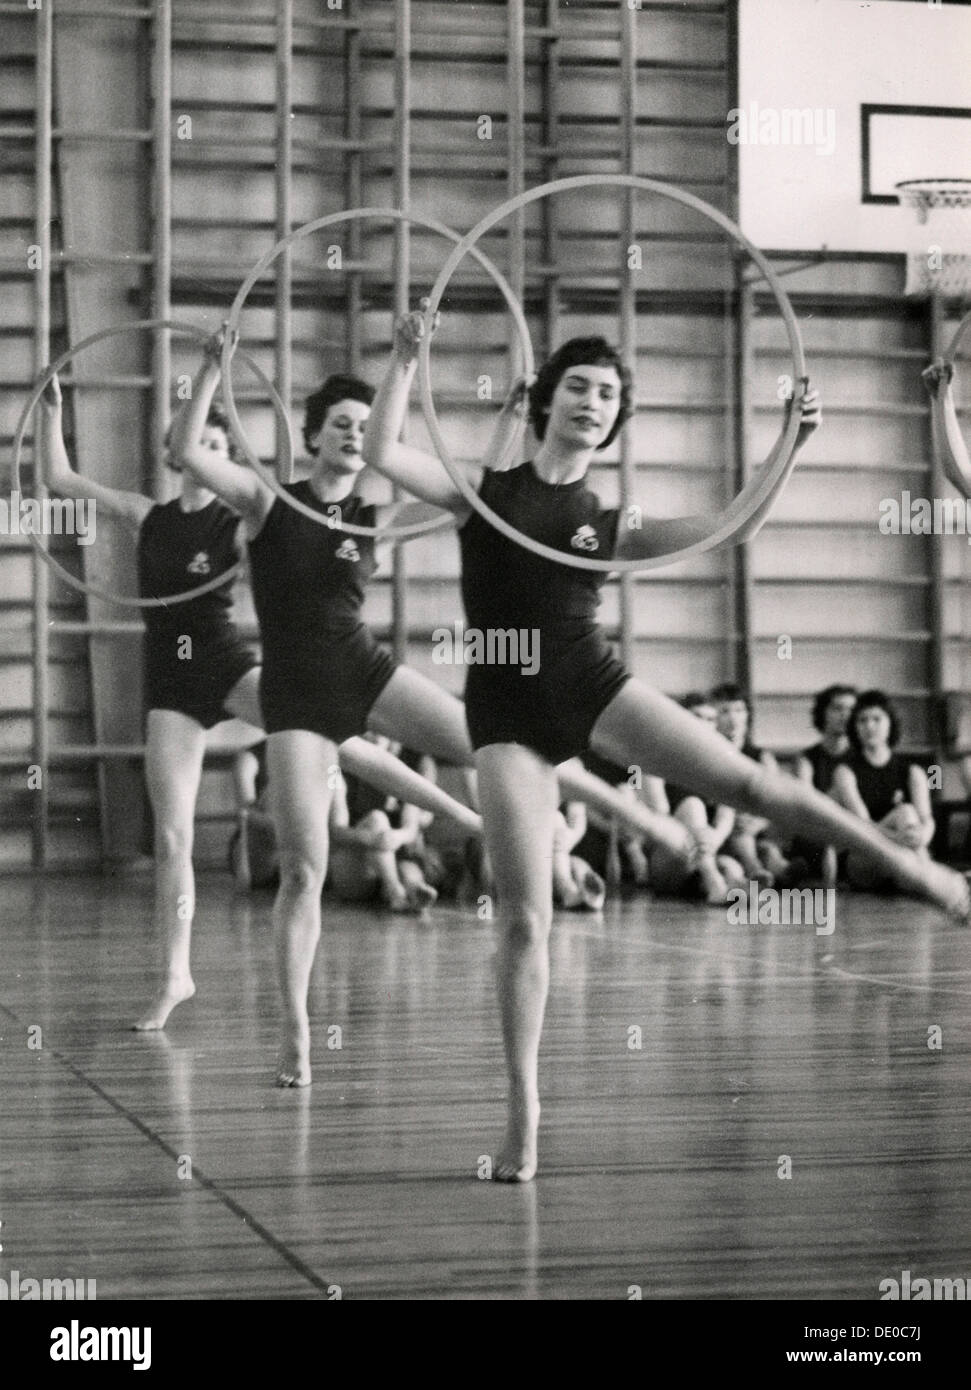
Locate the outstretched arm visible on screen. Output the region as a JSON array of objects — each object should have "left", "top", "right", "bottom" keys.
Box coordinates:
[
  {"left": 923, "top": 360, "right": 971, "bottom": 500},
  {"left": 362, "top": 309, "right": 478, "bottom": 516},
  {"left": 614, "top": 383, "right": 822, "bottom": 561},
  {"left": 36, "top": 375, "right": 152, "bottom": 532},
  {"left": 169, "top": 329, "right": 273, "bottom": 531}
]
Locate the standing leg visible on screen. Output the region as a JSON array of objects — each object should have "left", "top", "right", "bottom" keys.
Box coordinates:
[
  {"left": 476, "top": 743, "right": 560, "bottom": 1182},
  {"left": 267, "top": 729, "right": 337, "bottom": 1087},
  {"left": 133, "top": 710, "right": 207, "bottom": 1030},
  {"left": 591, "top": 682, "right": 969, "bottom": 916}
]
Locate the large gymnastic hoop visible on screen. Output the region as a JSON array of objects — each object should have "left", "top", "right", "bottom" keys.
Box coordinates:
[
  {"left": 930, "top": 306, "right": 971, "bottom": 502},
  {"left": 944, "top": 307, "right": 971, "bottom": 368},
  {"left": 13, "top": 318, "right": 293, "bottom": 608},
  {"left": 221, "top": 206, "right": 533, "bottom": 541},
  {"left": 417, "top": 174, "right": 809, "bottom": 573}
]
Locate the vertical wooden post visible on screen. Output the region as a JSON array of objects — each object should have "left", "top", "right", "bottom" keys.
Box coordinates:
[
  {"left": 391, "top": 0, "right": 411, "bottom": 663},
  {"left": 507, "top": 0, "right": 526, "bottom": 380},
  {"left": 618, "top": 0, "right": 637, "bottom": 667},
  {"left": 732, "top": 270, "right": 755, "bottom": 695},
  {"left": 31, "top": 0, "right": 53, "bottom": 867},
  {"left": 275, "top": 0, "right": 293, "bottom": 475},
  {"left": 927, "top": 292, "right": 946, "bottom": 732},
  {"left": 151, "top": 0, "right": 171, "bottom": 497},
  {"left": 344, "top": 0, "right": 363, "bottom": 373}
]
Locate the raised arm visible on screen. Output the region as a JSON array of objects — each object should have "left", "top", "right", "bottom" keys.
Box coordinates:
[
  {"left": 922, "top": 360, "right": 971, "bottom": 500},
  {"left": 614, "top": 383, "right": 822, "bottom": 561},
  {"left": 478, "top": 375, "right": 530, "bottom": 473},
  {"left": 169, "top": 330, "right": 273, "bottom": 531},
  {"left": 362, "top": 309, "right": 478, "bottom": 516},
  {"left": 36, "top": 374, "right": 152, "bottom": 533}
]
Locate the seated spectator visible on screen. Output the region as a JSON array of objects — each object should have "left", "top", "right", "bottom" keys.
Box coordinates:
[
  {"left": 574, "top": 749, "right": 651, "bottom": 889},
  {"left": 328, "top": 743, "right": 441, "bottom": 912},
  {"left": 648, "top": 692, "right": 747, "bottom": 904},
  {"left": 552, "top": 802, "right": 606, "bottom": 910},
  {"left": 830, "top": 689, "right": 936, "bottom": 890},
  {"left": 712, "top": 682, "right": 791, "bottom": 885},
  {"left": 792, "top": 684, "right": 857, "bottom": 885}
]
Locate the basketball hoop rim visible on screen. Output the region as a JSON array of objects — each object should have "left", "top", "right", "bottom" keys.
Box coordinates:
[{"left": 894, "top": 178, "right": 971, "bottom": 204}]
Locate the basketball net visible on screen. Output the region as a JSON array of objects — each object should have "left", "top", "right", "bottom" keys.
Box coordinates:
[{"left": 895, "top": 180, "right": 971, "bottom": 299}]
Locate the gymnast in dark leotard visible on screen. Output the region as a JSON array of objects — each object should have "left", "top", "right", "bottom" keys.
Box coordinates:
[
  {"left": 39, "top": 364, "right": 486, "bottom": 1036},
  {"left": 38, "top": 375, "right": 263, "bottom": 1031},
  {"left": 175, "top": 330, "right": 705, "bottom": 1089},
  {"left": 364, "top": 311, "right": 969, "bottom": 1181}
]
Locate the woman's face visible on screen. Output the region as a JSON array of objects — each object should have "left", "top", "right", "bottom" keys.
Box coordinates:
[
  {"left": 824, "top": 693, "right": 856, "bottom": 737},
  {"left": 855, "top": 705, "right": 892, "bottom": 749},
  {"left": 716, "top": 699, "right": 749, "bottom": 745},
  {"left": 172, "top": 421, "right": 229, "bottom": 475},
  {"left": 545, "top": 363, "right": 622, "bottom": 451},
  {"left": 312, "top": 398, "right": 371, "bottom": 472}
]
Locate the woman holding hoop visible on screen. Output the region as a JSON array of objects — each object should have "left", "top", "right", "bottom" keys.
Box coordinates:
[
  {"left": 38, "top": 376, "right": 262, "bottom": 1031},
  {"left": 364, "top": 315, "right": 970, "bottom": 1181},
  {"left": 38, "top": 366, "right": 487, "bottom": 1034},
  {"left": 174, "top": 332, "right": 698, "bottom": 1086}
]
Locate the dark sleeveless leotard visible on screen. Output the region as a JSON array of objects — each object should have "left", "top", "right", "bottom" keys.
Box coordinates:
[
  {"left": 458, "top": 462, "right": 629, "bottom": 763},
  {"left": 137, "top": 497, "right": 256, "bottom": 729},
  {"left": 846, "top": 751, "right": 914, "bottom": 822},
  {"left": 248, "top": 483, "right": 398, "bottom": 743},
  {"left": 802, "top": 742, "right": 846, "bottom": 795}
]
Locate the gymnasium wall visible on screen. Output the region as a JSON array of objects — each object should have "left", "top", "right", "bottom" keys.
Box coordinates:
[{"left": 1, "top": 0, "right": 968, "bottom": 870}]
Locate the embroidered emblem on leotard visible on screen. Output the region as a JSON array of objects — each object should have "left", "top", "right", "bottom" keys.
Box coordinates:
[
  {"left": 187, "top": 551, "right": 211, "bottom": 575},
  {"left": 570, "top": 524, "right": 599, "bottom": 552},
  {"left": 335, "top": 538, "right": 360, "bottom": 563}
]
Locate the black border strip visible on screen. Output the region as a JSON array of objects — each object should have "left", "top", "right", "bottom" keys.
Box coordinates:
[{"left": 861, "top": 103, "right": 971, "bottom": 205}]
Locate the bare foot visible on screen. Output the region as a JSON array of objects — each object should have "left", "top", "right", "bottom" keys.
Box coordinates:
[
  {"left": 494, "top": 1087, "right": 540, "bottom": 1182},
  {"left": 406, "top": 881, "right": 438, "bottom": 912},
  {"left": 917, "top": 861, "right": 971, "bottom": 922},
  {"left": 276, "top": 1017, "right": 311, "bottom": 1087},
  {"left": 821, "top": 846, "right": 838, "bottom": 890},
  {"left": 132, "top": 978, "right": 195, "bottom": 1031},
  {"left": 698, "top": 858, "right": 729, "bottom": 906}
]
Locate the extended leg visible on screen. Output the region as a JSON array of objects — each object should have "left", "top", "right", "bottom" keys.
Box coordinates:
[{"left": 592, "top": 681, "right": 969, "bottom": 917}]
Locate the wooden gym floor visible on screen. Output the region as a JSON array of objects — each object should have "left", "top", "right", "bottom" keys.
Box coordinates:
[{"left": 1, "top": 871, "right": 969, "bottom": 1301}]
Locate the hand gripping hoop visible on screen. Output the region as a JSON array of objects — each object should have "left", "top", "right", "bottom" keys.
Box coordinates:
[
  {"left": 13, "top": 317, "right": 293, "bottom": 608},
  {"left": 417, "top": 174, "right": 809, "bottom": 572},
  {"left": 931, "top": 306, "right": 971, "bottom": 501},
  {"left": 220, "top": 206, "right": 532, "bottom": 540}
]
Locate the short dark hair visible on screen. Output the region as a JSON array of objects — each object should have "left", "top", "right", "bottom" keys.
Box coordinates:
[
  {"left": 303, "top": 374, "right": 374, "bottom": 453},
  {"left": 711, "top": 682, "right": 749, "bottom": 712},
  {"left": 527, "top": 337, "right": 633, "bottom": 450},
  {"left": 683, "top": 691, "right": 714, "bottom": 712},
  {"left": 164, "top": 404, "right": 238, "bottom": 472},
  {"left": 812, "top": 683, "right": 857, "bottom": 733},
  {"left": 849, "top": 689, "right": 901, "bottom": 752}
]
